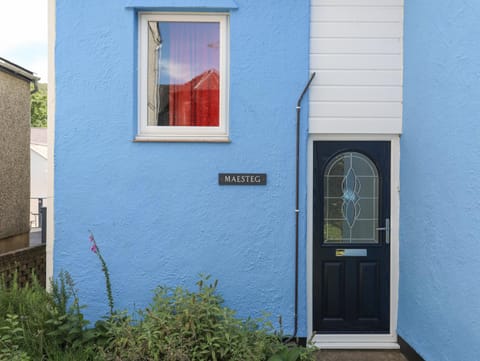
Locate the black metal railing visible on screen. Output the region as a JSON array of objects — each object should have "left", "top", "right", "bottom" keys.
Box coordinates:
[{"left": 30, "top": 198, "right": 47, "bottom": 244}]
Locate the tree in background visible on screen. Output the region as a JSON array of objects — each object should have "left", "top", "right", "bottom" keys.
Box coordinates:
[{"left": 31, "top": 83, "right": 47, "bottom": 127}]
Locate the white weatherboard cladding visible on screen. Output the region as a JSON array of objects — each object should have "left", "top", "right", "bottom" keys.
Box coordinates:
[{"left": 309, "top": 0, "right": 403, "bottom": 134}]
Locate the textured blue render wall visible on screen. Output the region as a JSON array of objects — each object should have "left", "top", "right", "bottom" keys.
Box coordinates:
[
  {"left": 55, "top": 0, "right": 310, "bottom": 335},
  {"left": 400, "top": 1, "right": 480, "bottom": 359}
]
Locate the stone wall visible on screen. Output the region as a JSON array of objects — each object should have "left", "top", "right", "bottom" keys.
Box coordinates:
[
  {"left": 0, "top": 70, "right": 31, "bottom": 249},
  {"left": 0, "top": 244, "right": 46, "bottom": 287}
]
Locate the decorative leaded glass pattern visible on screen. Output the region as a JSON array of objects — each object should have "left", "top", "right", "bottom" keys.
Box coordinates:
[{"left": 323, "top": 152, "right": 379, "bottom": 244}]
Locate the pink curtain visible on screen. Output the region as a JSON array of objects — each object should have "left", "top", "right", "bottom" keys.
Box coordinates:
[{"left": 168, "top": 23, "right": 219, "bottom": 126}]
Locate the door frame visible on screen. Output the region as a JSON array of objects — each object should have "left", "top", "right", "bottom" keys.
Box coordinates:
[{"left": 307, "top": 134, "right": 400, "bottom": 349}]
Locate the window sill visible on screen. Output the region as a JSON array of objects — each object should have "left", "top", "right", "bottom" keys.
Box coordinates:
[
  {"left": 125, "top": 0, "right": 238, "bottom": 11},
  {"left": 134, "top": 135, "right": 231, "bottom": 143}
]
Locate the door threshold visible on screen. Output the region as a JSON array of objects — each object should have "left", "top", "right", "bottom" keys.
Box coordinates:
[
  {"left": 314, "top": 342, "right": 400, "bottom": 350},
  {"left": 312, "top": 334, "right": 400, "bottom": 350}
]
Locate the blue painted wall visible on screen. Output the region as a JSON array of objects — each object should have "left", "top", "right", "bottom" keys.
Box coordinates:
[
  {"left": 55, "top": 0, "right": 310, "bottom": 335},
  {"left": 400, "top": 1, "right": 480, "bottom": 359}
]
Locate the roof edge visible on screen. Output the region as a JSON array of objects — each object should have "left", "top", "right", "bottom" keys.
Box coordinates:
[{"left": 0, "top": 57, "right": 40, "bottom": 82}]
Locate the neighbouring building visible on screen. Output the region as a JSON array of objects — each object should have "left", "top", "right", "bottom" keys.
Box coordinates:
[
  {"left": 0, "top": 58, "right": 39, "bottom": 253},
  {"left": 30, "top": 127, "right": 48, "bottom": 228},
  {"left": 51, "top": 1, "right": 480, "bottom": 360}
]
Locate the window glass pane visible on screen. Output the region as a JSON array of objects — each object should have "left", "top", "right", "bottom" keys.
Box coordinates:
[
  {"left": 323, "top": 152, "right": 379, "bottom": 244},
  {"left": 147, "top": 21, "right": 220, "bottom": 127}
]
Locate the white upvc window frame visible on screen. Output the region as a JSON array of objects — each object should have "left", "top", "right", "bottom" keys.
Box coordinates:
[{"left": 136, "top": 12, "right": 229, "bottom": 142}]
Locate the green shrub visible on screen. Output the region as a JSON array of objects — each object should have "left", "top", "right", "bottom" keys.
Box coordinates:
[
  {"left": 45, "top": 271, "right": 96, "bottom": 352},
  {"left": 0, "top": 233, "right": 316, "bottom": 360},
  {"left": 0, "top": 314, "right": 31, "bottom": 361},
  {"left": 268, "top": 347, "right": 313, "bottom": 361},
  {"left": 138, "top": 276, "right": 277, "bottom": 360},
  {"left": 100, "top": 275, "right": 315, "bottom": 361},
  {"left": 0, "top": 274, "right": 53, "bottom": 357},
  {"left": 0, "top": 272, "right": 315, "bottom": 361},
  {"left": 0, "top": 272, "right": 97, "bottom": 360}
]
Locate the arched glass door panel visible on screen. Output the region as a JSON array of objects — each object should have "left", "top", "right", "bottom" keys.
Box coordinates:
[{"left": 323, "top": 152, "right": 379, "bottom": 244}]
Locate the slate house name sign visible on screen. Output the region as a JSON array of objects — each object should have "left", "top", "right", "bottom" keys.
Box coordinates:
[{"left": 219, "top": 173, "right": 267, "bottom": 185}]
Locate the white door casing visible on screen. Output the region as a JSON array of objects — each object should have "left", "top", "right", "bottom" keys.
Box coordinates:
[{"left": 306, "top": 134, "right": 400, "bottom": 349}]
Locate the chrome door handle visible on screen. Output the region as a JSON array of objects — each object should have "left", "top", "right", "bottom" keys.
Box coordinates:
[{"left": 376, "top": 218, "right": 390, "bottom": 244}]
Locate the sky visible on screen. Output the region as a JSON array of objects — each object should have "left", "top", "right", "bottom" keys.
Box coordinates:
[{"left": 0, "top": 0, "right": 48, "bottom": 82}]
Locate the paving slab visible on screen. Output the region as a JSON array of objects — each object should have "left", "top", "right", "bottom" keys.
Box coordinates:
[{"left": 316, "top": 350, "right": 408, "bottom": 361}]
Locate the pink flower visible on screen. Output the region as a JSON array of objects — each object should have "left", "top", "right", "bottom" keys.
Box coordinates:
[{"left": 89, "top": 232, "right": 98, "bottom": 253}]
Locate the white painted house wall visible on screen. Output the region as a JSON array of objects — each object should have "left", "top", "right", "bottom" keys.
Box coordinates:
[
  {"left": 309, "top": 0, "right": 404, "bottom": 134},
  {"left": 30, "top": 129, "right": 48, "bottom": 227}
]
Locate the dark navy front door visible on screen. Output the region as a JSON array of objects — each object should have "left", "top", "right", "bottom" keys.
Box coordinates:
[{"left": 313, "top": 141, "right": 391, "bottom": 333}]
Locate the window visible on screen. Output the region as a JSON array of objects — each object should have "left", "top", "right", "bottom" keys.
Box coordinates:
[{"left": 137, "top": 13, "right": 229, "bottom": 141}]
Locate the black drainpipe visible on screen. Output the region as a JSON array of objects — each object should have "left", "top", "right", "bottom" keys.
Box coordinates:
[{"left": 288, "top": 72, "right": 316, "bottom": 343}]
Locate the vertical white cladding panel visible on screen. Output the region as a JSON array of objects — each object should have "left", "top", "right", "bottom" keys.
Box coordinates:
[{"left": 309, "top": 0, "right": 404, "bottom": 134}]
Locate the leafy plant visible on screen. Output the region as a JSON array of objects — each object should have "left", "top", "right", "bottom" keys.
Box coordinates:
[
  {"left": 94, "top": 312, "right": 145, "bottom": 361},
  {"left": 45, "top": 271, "right": 95, "bottom": 352},
  {"left": 0, "top": 272, "right": 99, "bottom": 360},
  {"left": 100, "top": 275, "right": 314, "bottom": 361},
  {"left": 0, "top": 314, "right": 31, "bottom": 361},
  {"left": 31, "top": 83, "right": 47, "bottom": 127},
  {"left": 268, "top": 347, "right": 305, "bottom": 361},
  {"left": 0, "top": 274, "right": 54, "bottom": 357},
  {"left": 0, "top": 234, "right": 316, "bottom": 361}
]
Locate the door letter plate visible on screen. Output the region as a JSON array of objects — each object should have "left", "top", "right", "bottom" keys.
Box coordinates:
[{"left": 336, "top": 249, "right": 367, "bottom": 257}]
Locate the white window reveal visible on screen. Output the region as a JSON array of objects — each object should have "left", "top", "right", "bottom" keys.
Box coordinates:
[{"left": 137, "top": 13, "right": 229, "bottom": 142}]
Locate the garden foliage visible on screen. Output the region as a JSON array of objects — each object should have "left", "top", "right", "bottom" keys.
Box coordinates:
[
  {"left": 31, "top": 83, "right": 47, "bottom": 128},
  {"left": 0, "top": 234, "right": 315, "bottom": 360}
]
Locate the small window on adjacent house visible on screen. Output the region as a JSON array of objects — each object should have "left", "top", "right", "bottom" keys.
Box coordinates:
[{"left": 137, "top": 13, "right": 229, "bottom": 142}]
